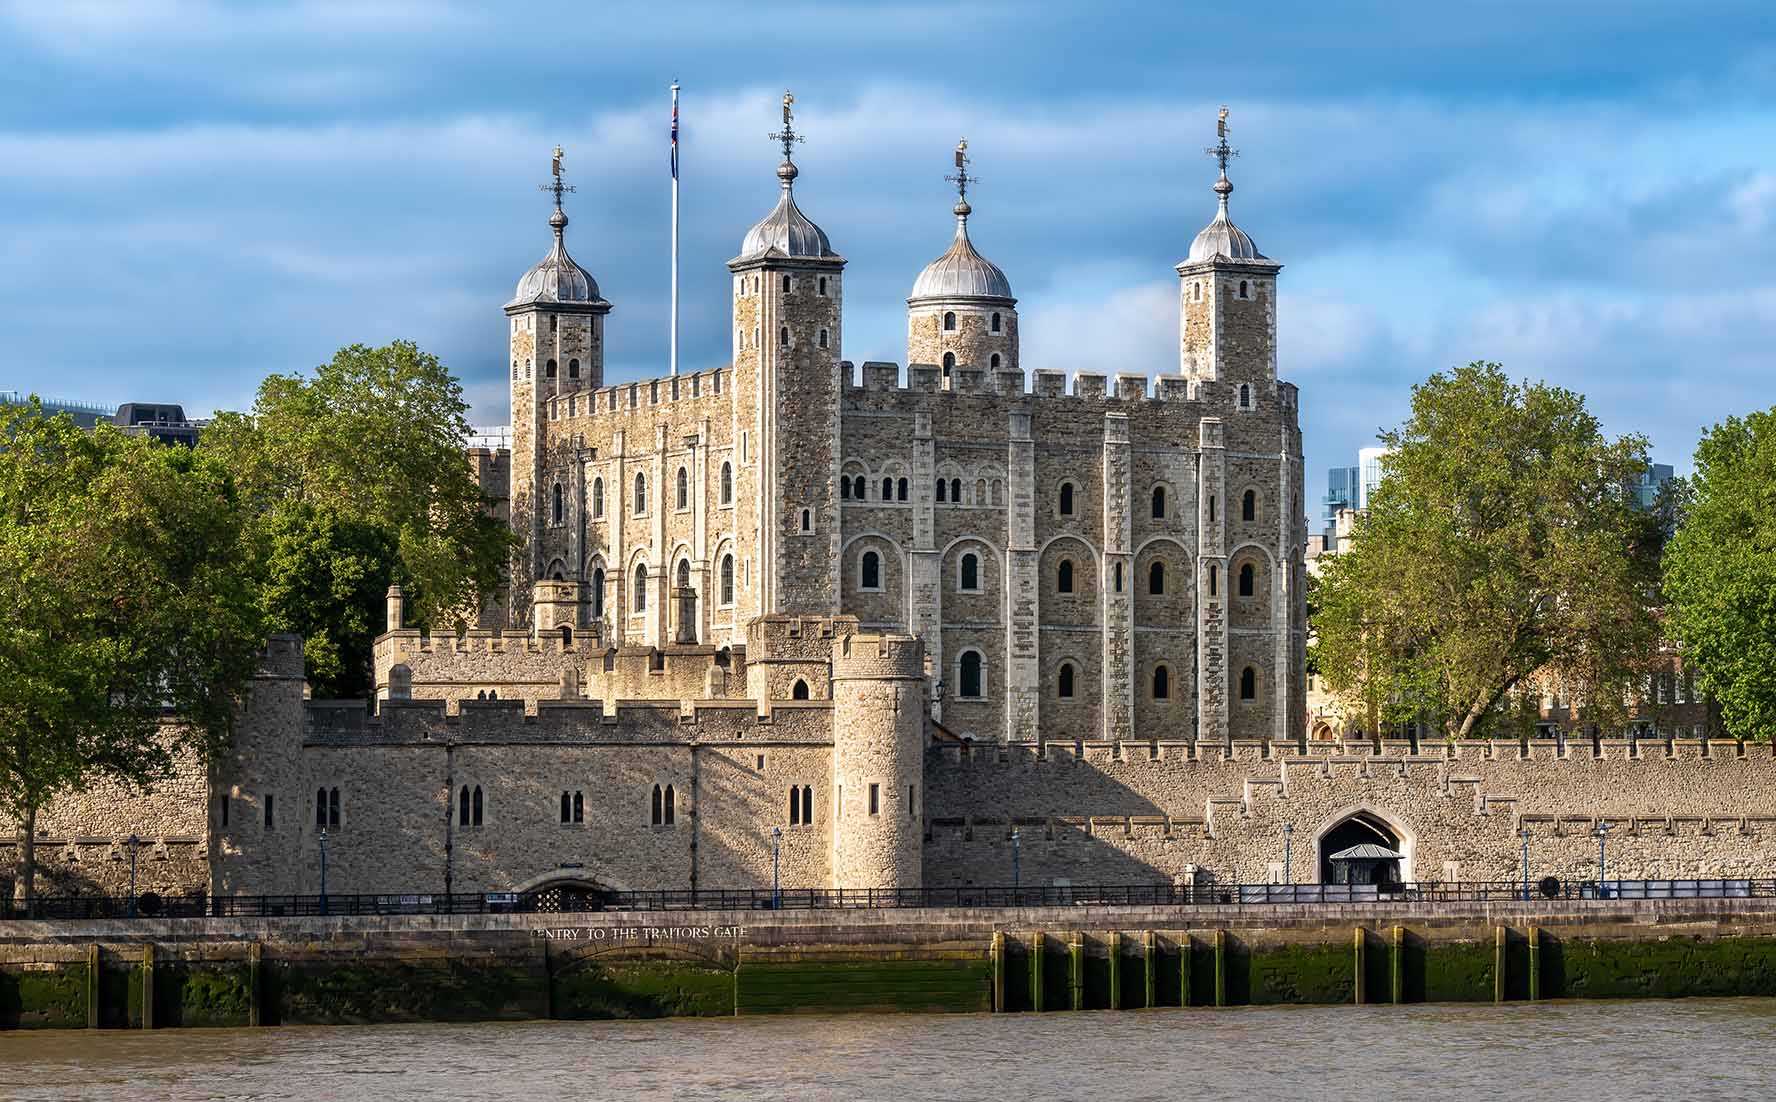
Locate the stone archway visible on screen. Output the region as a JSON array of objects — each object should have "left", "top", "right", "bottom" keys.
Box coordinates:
[
  {"left": 1316, "top": 807, "right": 1412, "bottom": 885},
  {"left": 512, "top": 872, "right": 620, "bottom": 913}
]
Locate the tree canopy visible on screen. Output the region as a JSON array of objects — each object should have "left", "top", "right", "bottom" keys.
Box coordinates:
[
  {"left": 202, "top": 341, "right": 509, "bottom": 696},
  {"left": 1312, "top": 362, "right": 1659, "bottom": 739},
  {"left": 0, "top": 401, "right": 263, "bottom": 905},
  {"left": 1662, "top": 407, "right": 1776, "bottom": 740}
]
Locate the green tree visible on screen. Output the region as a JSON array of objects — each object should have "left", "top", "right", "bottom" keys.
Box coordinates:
[
  {"left": 0, "top": 402, "right": 262, "bottom": 908},
  {"left": 1662, "top": 408, "right": 1776, "bottom": 740},
  {"left": 203, "top": 341, "right": 509, "bottom": 696},
  {"left": 1312, "top": 363, "right": 1658, "bottom": 739}
]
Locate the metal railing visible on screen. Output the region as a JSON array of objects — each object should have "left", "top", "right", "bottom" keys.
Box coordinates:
[{"left": 1, "top": 878, "right": 1768, "bottom": 920}]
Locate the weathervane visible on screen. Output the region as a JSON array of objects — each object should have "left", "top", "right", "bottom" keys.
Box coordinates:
[
  {"left": 768, "top": 91, "right": 803, "bottom": 163},
  {"left": 944, "top": 138, "right": 978, "bottom": 208},
  {"left": 1204, "top": 106, "right": 1237, "bottom": 199},
  {"left": 540, "top": 144, "right": 576, "bottom": 211}
]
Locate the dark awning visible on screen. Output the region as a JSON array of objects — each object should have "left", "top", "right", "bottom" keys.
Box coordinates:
[{"left": 1329, "top": 843, "right": 1404, "bottom": 862}]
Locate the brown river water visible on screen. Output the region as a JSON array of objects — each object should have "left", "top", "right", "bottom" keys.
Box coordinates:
[{"left": 3, "top": 999, "right": 1775, "bottom": 1101}]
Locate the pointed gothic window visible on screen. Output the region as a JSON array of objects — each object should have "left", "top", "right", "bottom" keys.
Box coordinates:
[
  {"left": 1239, "top": 383, "right": 1252, "bottom": 410},
  {"left": 800, "top": 508, "right": 811, "bottom": 531},
  {"left": 664, "top": 785, "right": 676, "bottom": 825},
  {"left": 720, "top": 554, "right": 735, "bottom": 606},
  {"left": 552, "top": 483, "right": 564, "bottom": 525},
  {"left": 634, "top": 565, "right": 648, "bottom": 612},
  {"left": 793, "top": 680, "right": 810, "bottom": 700},
  {"left": 676, "top": 467, "right": 689, "bottom": 510},
  {"left": 592, "top": 568, "right": 605, "bottom": 618},
  {"left": 651, "top": 785, "right": 663, "bottom": 826},
  {"left": 720, "top": 462, "right": 733, "bottom": 505},
  {"left": 634, "top": 472, "right": 647, "bottom": 515}
]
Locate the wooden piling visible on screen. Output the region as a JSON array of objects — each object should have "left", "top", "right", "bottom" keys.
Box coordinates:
[
  {"left": 1494, "top": 926, "right": 1506, "bottom": 1004},
  {"left": 1213, "top": 929, "right": 1227, "bottom": 1008},
  {"left": 1181, "top": 933, "right": 1194, "bottom": 1007},
  {"left": 1353, "top": 927, "right": 1366, "bottom": 1005},
  {"left": 86, "top": 945, "right": 100, "bottom": 1029},
  {"left": 1390, "top": 926, "right": 1404, "bottom": 1005},
  {"left": 1108, "top": 932, "right": 1122, "bottom": 1010},
  {"left": 1528, "top": 926, "right": 1541, "bottom": 1002},
  {"left": 1142, "top": 930, "right": 1157, "bottom": 1009},
  {"left": 1069, "top": 931, "right": 1084, "bottom": 1011},
  {"left": 141, "top": 944, "right": 155, "bottom": 1030},
  {"left": 248, "top": 941, "right": 263, "bottom": 1027},
  {"left": 1029, "top": 931, "right": 1045, "bottom": 1012},
  {"left": 991, "top": 932, "right": 1006, "bottom": 1012}
]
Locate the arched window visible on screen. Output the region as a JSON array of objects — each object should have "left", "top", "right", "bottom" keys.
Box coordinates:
[
  {"left": 316, "top": 787, "right": 327, "bottom": 829},
  {"left": 651, "top": 785, "right": 663, "bottom": 826},
  {"left": 1153, "top": 665, "right": 1170, "bottom": 700},
  {"left": 634, "top": 472, "right": 647, "bottom": 515},
  {"left": 975, "top": 478, "right": 987, "bottom": 503},
  {"left": 561, "top": 791, "right": 572, "bottom": 823},
  {"left": 818, "top": 328, "right": 829, "bottom": 349},
  {"left": 663, "top": 785, "right": 676, "bottom": 825},
  {"left": 592, "top": 568, "right": 605, "bottom": 618},
  {"left": 882, "top": 476, "right": 893, "bottom": 501},
  {"left": 1149, "top": 561, "right": 1165, "bottom": 595},
  {"left": 781, "top": 274, "right": 791, "bottom": 293},
  {"left": 861, "top": 550, "right": 881, "bottom": 590},
  {"left": 1209, "top": 564, "right": 1218, "bottom": 597},
  {"left": 1152, "top": 486, "right": 1166, "bottom": 519},
  {"left": 546, "top": 359, "right": 557, "bottom": 379},
  {"left": 960, "top": 552, "right": 979, "bottom": 591},
  {"left": 958, "top": 650, "right": 984, "bottom": 699},
  {"left": 1240, "top": 666, "right": 1257, "bottom": 700},
  {"left": 634, "top": 565, "right": 648, "bottom": 612},
  {"left": 573, "top": 791, "right": 582, "bottom": 823},
  {"left": 950, "top": 478, "right": 962, "bottom": 502},
  {"left": 793, "top": 679, "right": 810, "bottom": 700},
  {"left": 560, "top": 625, "right": 572, "bottom": 645},
  {"left": 720, "top": 554, "right": 735, "bottom": 605},
  {"left": 1058, "top": 559, "right": 1074, "bottom": 594},
  {"left": 1239, "top": 562, "right": 1255, "bottom": 597},
  {"left": 1239, "top": 383, "right": 1251, "bottom": 410},
  {"left": 1242, "top": 489, "right": 1257, "bottom": 522},
  {"left": 675, "top": 467, "right": 689, "bottom": 510},
  {"left": 1238, "top": 279, "right": 1249, "bottom": 298},
  {"left": 676, "top": 559, "right": 691, "bottom": 589},
  {"left": 942, "top": 352, "right": 955, "bottom": 376},
  {"left": 552, "top": 483, "right": 564, "bottom": 525},
  {"left": 936, "top": 479, "right": 947, "bottom": 502},
  {"left": 990, "top": 353, "right": 1000, "bottom": 368},
  {"left": 568, "top": 358, "right": 580, "bottom": 379},
  {"left": 1059, "top": 482, "right": 1075, "bottom": 516},
  {"left": 789, "top": 787, "right": 801, "bottom": 825},
  {"left": 472, "top": 785, "right": 484, "bottom": 827},
  {"left": 943, "top": 311, "right": 956, "bottom": 331},
  {"left": 801, "top": 785, "right": 812, "bottom": 824},
  {"left": 818, "top": 276, "right": 828, "bottom": 295},
  {"left": 991, "top": 312, "right": 1002, "bottom": 333},
  {"left": 779, "top": 326, "right": 789, "bottom": 346},
  {"left": 512, "top": 360, "right": 519, "bottom": 380},
  {"left": 1058, "top": 662, "right": 1075, "bottom": 699},
  {"left": 458, "top": 785, "right": 470, "bottom": 827},
  {"left": 720, "top": 462, "right": 733, "bottom": 505},
  {"left": 592, "top": 477, "right": 604, "bottom": 518},
  {"left": 800, "top": 508, "right": 812, "bottom": 531},
  {"left": 842, "top": 478, "right": 851, "bottom": 500},
  {"left": 897, "top": 477, "right": 908, "bottom": 501}
]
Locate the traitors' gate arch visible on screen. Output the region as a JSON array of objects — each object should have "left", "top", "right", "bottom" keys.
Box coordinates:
[{"left": 1314, "top": 806, "right": 1414, "bottom": 885}]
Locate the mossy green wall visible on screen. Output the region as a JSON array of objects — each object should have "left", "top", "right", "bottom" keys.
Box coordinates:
[
  {"left": 552, "top": 960, "right": 734, "bottom": 1019},
  {"left": 1544, "top": 936, "right": 1776, "bottom": 1000},
  {"left": 1247, "top": 942, "right": 1355, "bottom": 1005},
  {"left": 737, "top": 960, "right": 991, "bottom": 1015},
  {"left": 266, "top": 959, "right": 547, "bottom": 1025},
  {"left": 0, "top": 966, "right": 86, "bottom": 1029}
]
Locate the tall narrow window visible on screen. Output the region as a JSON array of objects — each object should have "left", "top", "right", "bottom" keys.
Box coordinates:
[
  {"left": 561, "top": 792, "right": 572, "bottom": 824},
  {"left": 573, "top": 791, "right": 582, "bottom": 823},
  {"left": 1242, "top": 489, "right": 1257, "bottom": 522},
  {"left": 909, "top": 785, "right": 917, "bottom": 819},
  {"left": 651, "top": 785, "right": 663, "bottom": 826},
  {"left": 1060, "top": 483, "right": 1075, "bottom": 516},
  {"left": 818, "top": 328, "right": 829, "bottom": 349},
  {"left": 1149, "top": 562, "right": 1165, "bottom": 595},
  {"left": 592, "top": 568, "right": 606, "bottom": 618},
  {"left": 1058, "top": 663, "right": 1075, "bottom": 699},
  {"left": 676, "top": 559, "right": 691, "bottom": 589},
  {"left": 1152, "top": 486, "right": 1166, "bottom": 518},
  {"left": 960, "top": 552, "right": 979, "bottom": 591},
  {"left": 897, "top": 478, "right": 908, "bottom": 501},
  {"left": 1240, "top": 666, "right": 1257, "bottom": 700},
  {"left": 1209, "top": 564, "right": 1218, "bottom": 597},
  {"left": 552, "top": 483, "right": 564, "bottom": 525},
  {"left": 936, "top": 479, "right": 947, "bottom": 502},
  {"left": 720, "top": 554, "right": 735, "bottom": 605},
  {"left": 990, "top": 353, "right": 1000, "bottom": 368},
  {"left": 1153, "top": 665, "right": 1170, "bottom": 700},
  {"left": 1239, "top": 383, "right": 1251, "bottom": 409},
  {"left": 1239, "top": 563, "right": 1255, "bottom": 597},
  {"left": 459, "top": 785, "right": 470, "bottom": 826},
  {"left": 676, "top": 467, "right": 689, "bottom": 509},
  {"left": 868, "top": 783, "right": 880, "bottom": 816},
  {"left": 1058, "top": 559, "right": 1074, "bottom": 594},
  {"left": 882, "top": 476, "right": 893, "bottom": 501},
  {"left": 720, "top": 462, "right": 733, "bottom": 505},
  {"left": 853, "top": 475, "right": 867, "bottom": 500},
  {"left": 472, "top": 785, "right": 483, "bottom": 827},
  {"left": 861, "top": 550, "right": 881, "bottom": 590},
  {"left": 634, "top": 472, "right": 646, "bottom": 515},
  {"left": 568, "top": 358, "right": 579, "bottom": 379},
  {"left": 951, "top": 477, "right": 962, "bottom": 502},
  {"left": 560, "top": 625, "right": 572, "bottom": 645},
  {"left": 318, "top": 788, "right": 328, "bottom": 829},
  {"left": 781, "top": 274, "right": 791, "bottom": 293},
  {"left": 991, "top": 312, "right": 1002, "bottom": 333},
  {"left": 779, "top": 326, "right": 789, "bottom": 346},
  {"left": 959, "top": 650, "right": 984, "bottom": 698},
  {"left": 634, "top": 565, "right": 648, "bottom": 612},
  {"left": 1114, "top": 563, "right": 1124, "bottom": 592},
  {"left": 1208, "top": 495, "right": 1217, "bottom": 522},
  {"left": 817, "top": 276, "right": 827, "bottom": 295},
  {"left": 219, "top": 794, "right": 229, "bottom": 828},
  {"left": 663, "top": 785, "right": 676, "bottom": 825},
  {"left": 328, "top": 787, "right": 340, "bottom": 828},
  {"left": 592, "top": 477, "right": 604, "bottom": 518},
  {"left": 546, "top": 359, "right": 557, "bottom": 379},
  {"left": 264, "top": 793, "right": 274, "bottom": 830},
  {"left": 943, "top": 352, "right": 955, "bottom": 376},
  {"left": 943, "top": 311, "right": 956, "bottom": 331},
  {"left": 789, "top": 787, "right": 802, "bottom": 825},
  {"left": 800, "top": 508, "right": 811, "bottom": 531},
  {"left": 802, "top": 786, "right": 813, "bottom": 824}
]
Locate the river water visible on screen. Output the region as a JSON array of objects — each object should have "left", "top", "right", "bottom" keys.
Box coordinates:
[{"left": 3, "top": 999, "right": 1774, "bottom": 1101}]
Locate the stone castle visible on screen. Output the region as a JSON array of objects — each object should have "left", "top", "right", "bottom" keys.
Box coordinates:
[{"left": 5, "top": 106, "right": 1772, "bottom": 904}]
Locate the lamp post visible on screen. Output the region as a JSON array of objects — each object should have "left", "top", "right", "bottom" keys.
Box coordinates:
[
  {"left": 1519, "top": 825, "right": 1532, "bottom": 902},
  {"left": 1011, "top": 829, "right": 1022, "bottom": 894},
  {"left": 1282, "top": 823, "right": 1295, "bottom": 885},
  {"left": 318, "top": 828, "right": 329, "bottom": 916},
  {"left": 1595, "top": 821, "right": 1610, "bottom": 898},
  {"left": 771, "top": 826, "right": 782, "bottom": 910},
  {"left": 126, "top": 835, "right": 141, "bottom": 918}
]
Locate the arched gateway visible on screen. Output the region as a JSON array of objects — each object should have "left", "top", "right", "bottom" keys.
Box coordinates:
[{"left": 1317, "top": 810, "right": 1409, "bottom": 885}]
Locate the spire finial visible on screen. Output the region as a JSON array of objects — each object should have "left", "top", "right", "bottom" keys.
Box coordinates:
[
  {"left": 944, "top": 138, "right": 977, "bottom": 220},
  {"left": 767, "top": 90, "right": 803, "bottom": 188},
  {"left": 1204, "top": 106, "right": 1237, "bottom": 209},
  {"left": 539, "top": 144, "right": 576, "bottom": 236}
]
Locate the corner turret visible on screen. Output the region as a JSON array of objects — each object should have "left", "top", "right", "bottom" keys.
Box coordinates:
[
  {"left": 829, "top": 632, "right": 926, "bottom": 891},
  {"left": 907, "top": 139, "right": 1018, "bottom": 383}
]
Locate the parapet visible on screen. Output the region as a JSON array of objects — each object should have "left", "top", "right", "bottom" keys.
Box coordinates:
[
  {"left": 747, "top": 614, "right": 860, "bottom": 663},
  {"left": 258, "top": 634, "right": 306, "bottom": 680},
  {"left": 832, "top": 632, "right": 925, "bottom": 681},
  {"left": 840, "top": 361, "right": 1255, "bottom": 412}
]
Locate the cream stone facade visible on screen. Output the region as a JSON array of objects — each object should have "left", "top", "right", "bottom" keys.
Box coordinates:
[{"left": 9, "top": 111, "right": 1766, "bottom": 904}]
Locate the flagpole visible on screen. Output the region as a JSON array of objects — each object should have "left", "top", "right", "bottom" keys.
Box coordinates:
[{"left": 670, "top": 80, "right": 680, "bottom": 376}]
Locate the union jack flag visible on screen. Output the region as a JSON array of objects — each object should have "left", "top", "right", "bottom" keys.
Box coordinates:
[{"left": 671, "top": 87, "right": 679, "bottom": 181}]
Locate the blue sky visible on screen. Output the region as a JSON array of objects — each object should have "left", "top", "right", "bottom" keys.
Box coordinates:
[{"left": 3, "top": 1, "right": 1773, "bottom": 520}]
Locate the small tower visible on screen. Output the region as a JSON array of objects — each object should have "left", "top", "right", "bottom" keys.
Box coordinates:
[
  {"left": 829, "top": 632, "right": 926, "bottom": 891},
  {"left": 907, "top": 139, "right": 1018, "bottom": 384},
  {"left": 1176, "top": 108, "right": 1281, "bottom": 395},
  {"left": 505, "top": 147, "right": 611, "bottom": 628},
  {"left": 729, "top": 92, "right": 845, "bottom": 617}
]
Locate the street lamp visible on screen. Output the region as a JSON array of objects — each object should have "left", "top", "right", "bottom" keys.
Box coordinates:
[
  {"left": 1282, "top": 823, "right": 1295, "bottom": 884},
  {"left": 1594, "top": 821, "right": 1610, "bottom": 898},
  {"left": 1010, "top": 829, "right": 1022, "bottom": 894},
  {"left": 1519, "top": 826, "right": 1532, "bottom": 902},
  {"left": 318, "top": 828, "right": 329, "bottom": 916},
  {"left": 771, "top": 826, "right": 782, "bottom": 910},
  {"left": 126, "top": 835, "right": 141, "bottom": 918}
]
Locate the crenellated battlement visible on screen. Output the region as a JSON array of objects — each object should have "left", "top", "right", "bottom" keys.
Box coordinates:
[
  {"left": 305, "top": 693, "right": 833, "bottom": 745},
  {"left": 927, "top": 737, "right": 1776, "bottom": 769},
  {"left": 557, "top": 365, "right": 732, "bottom": 423},
  {"left": 840, "top": 359, "right": 1300, "bottom": 412},
  {"left": 833, "top": 631, "right": 925, "bottom": 681}
]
